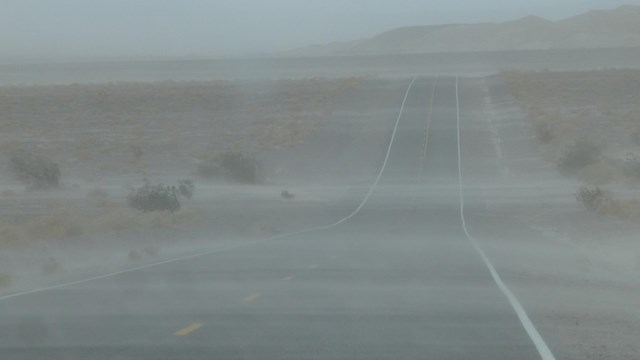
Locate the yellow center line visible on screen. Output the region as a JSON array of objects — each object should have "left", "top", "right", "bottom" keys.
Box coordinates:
[
  {"left": 242, "top": 293, "right": 261, "bottom": 302},
  {"left": 281, "top": 276, "right": 295, "bottom": 282},
  {"left": 422, "top": 76, "right": 439, "bottom": 162},
  {"left": 174, "top": 322, "right": 204, "bottom": 336}
]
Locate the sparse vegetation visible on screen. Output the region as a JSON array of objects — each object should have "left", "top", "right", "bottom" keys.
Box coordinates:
[
  {"left": 0, "top": 78, "right": 361, "bottom": 181},
  {"left": 128, "top": 180, "right": 195, "bottom": 213},
  {"left": 8, "top": 149, "right": 60, "bottom": 189},
  {"left": 505, "top": 69, "right": 640, "bottom": 224},
  {"left": 505, "top": 70, "right": 640, "bottom": 183}
]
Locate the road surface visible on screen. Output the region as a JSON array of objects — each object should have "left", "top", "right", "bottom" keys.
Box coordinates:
[{"left": 0, "top": 77, "right": 554, "bottom": 359}]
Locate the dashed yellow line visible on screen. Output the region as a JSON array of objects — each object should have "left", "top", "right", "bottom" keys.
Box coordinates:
[
  {"left": 174, "top": 322, "right": 204, "bottom": 336},
  {"left": 242, "top": 293, "right": 261, "bottom": 302},
  {"left": 422, "top": 77, "right": 439, "bottom": 162},
  {"left": 281, "top": 276, "right": 295, "bottom": 282}
]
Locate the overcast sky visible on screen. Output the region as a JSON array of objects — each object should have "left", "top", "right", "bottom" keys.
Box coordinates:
[{"left": 1, "top": 0, "right": 639, "bottom": 60}]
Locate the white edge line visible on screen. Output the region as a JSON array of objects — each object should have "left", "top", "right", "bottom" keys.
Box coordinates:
[
  {"left": 0, "top": 77, "right": 418, "bottom": 302},
  {"left": 455, "top": 76, "right": 556, "bottom": 360}
]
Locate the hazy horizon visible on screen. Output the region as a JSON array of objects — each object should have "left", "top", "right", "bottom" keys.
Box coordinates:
[{"left": 2, "top": 0, "right": 640, "bottom": 62}]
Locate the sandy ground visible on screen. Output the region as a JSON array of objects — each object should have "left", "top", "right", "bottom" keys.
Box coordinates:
[
  {"left": 0, "top": 78, "right": 406, "bottom": 297},
  {"left": 461, "top": 75, "right": 640, "bottom": 359}
]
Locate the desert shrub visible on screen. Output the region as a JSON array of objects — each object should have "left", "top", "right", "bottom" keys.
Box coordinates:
[
  {"left": 127, "top": 179, "right": 195, "bottom": 213},
  {"left": 558, "top": 140, "right": 601, "bottom": 174},
  {"left": 8, "top": 149, "right": 60, "bottom": 189},
  {"left": 197, "top": 150, "right": 261, "bottom": 183},
  {"left": 177, "top": 179, "right": 195, "bottom": 199},
  {"left": 128, "top": 181, "right": 180, "bottom": 213},
  {"left": 623, "top": 153, "right": 640, "bottom": 179},
  {"left": 575, "top": 186, "right": 611, "bottom": 212}
]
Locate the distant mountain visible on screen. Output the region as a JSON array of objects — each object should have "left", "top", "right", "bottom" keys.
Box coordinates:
[{"left": 289, "top": 5, "right": 640, "bottom": 56}]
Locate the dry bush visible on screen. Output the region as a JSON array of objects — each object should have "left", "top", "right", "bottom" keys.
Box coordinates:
[
  {"left": 128, "top": 181, "right": 181, "bottom": 213},
  {"left": 575, "top": 186, "right": 611, "bottom": 212},
  {"left": 577, "top": 161, "right": 623, "bottom": 186},
  {"left": 8, "top": 149, "right": 60, "bottom": 189}
]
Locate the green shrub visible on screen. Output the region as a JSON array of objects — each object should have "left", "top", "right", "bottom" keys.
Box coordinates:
[
  {"left": 558, "top": 140, "right": 601, "bottom": 174},
  {"left": 127, "top": 179, "right": 195, "bottom": 213},
  {"left": 8, "top": 149, "right": 60, "bottom": 189}
]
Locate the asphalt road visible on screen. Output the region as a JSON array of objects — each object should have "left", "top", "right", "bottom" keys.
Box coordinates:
[{"left": 0, "top": 77, "right": 552, "bottom": 359}]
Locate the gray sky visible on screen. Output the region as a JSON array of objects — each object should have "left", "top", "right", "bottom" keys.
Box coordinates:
[{"left": 1, "top": 0, "right": 638, "bottom": 60}]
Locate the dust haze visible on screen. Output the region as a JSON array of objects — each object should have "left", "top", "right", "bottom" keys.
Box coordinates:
[{"left": 1, "top": 2, "right": 640, "bottom": 360}]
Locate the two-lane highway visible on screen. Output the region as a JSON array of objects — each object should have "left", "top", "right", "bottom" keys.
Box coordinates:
[{"left": 0, "top": 77, "right": 553, "bottom": 359}]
